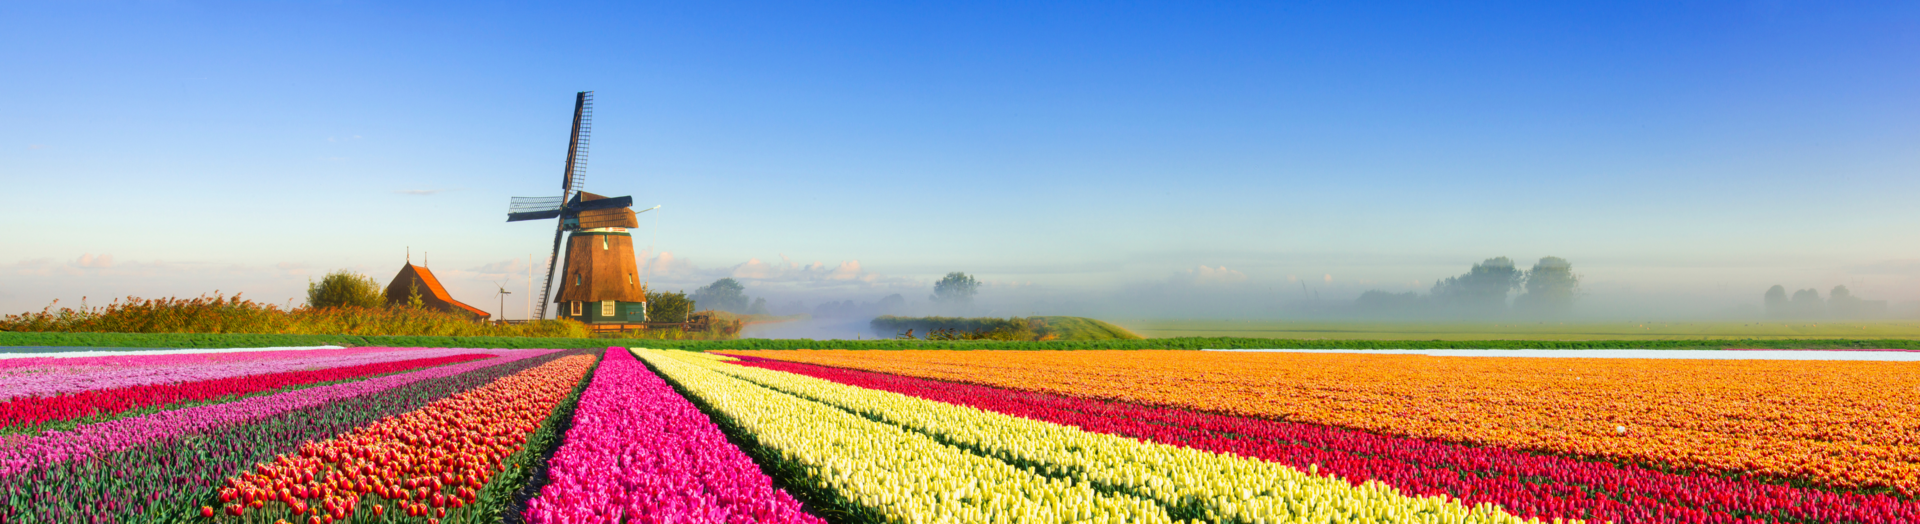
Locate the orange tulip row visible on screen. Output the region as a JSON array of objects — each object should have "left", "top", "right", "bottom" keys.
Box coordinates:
[
  {"left": 204, "top": 354, "right": 597, "bottom": 523},
  {"left": 733, "top": 349, "right": 1920, "bottom": 495}
]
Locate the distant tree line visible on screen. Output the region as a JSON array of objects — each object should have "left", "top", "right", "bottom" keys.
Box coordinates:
[
  {"left": 1354, "top": 257, "right": 1579, "bottom": 318},
  {"left": 1763, "top": 285, "right": 1887, "bottom": 319}
]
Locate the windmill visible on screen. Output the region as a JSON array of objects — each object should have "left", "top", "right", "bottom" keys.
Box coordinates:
[{"left": 507, "top": 91, "right": 656, "bottom": 322}]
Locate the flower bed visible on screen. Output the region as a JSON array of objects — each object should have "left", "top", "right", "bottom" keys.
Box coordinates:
[
  {"left": 731, "top": 349, "right": 1920, "bottom": 495},
  {"left": 524, "top": 348, "right": 821, "bottom": 524},
  {"left": 735, "top": 355, "right": 1920, "bottom": 524},
  {"left": 198, "top": 354, "right": 598, "bottom": 523},
  {"left": 638, "top": 349, "right": 1176, "bottom": 524},
  {"left": 0, "top": 347, "right": 480, "bottom": 401},
  {"left": 0, "top": 353, "right": 492, "bottom": 431},
  {"left": 649, "top": 350, "right": 1538, "bottom": 524},
  {"left": 0, "top": 349, "right": 576, "bottom": 524}
]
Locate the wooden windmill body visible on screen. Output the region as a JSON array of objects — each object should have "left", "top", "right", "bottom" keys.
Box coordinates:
[
  {"left": 553, "top": 192, "right": 648, "bottom": 321},
  {"left": 505, "top": 92, "right": 658, "bottom": 322}
]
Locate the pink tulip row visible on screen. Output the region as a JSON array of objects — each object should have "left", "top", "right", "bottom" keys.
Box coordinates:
[
  {"left": 525, "top": 348, "right": 823, "bottom": 524},
  {"left": 0, "top": 349, "right": 561, "bottom": 476},
  {"left": 734, "top": 356, "right": 1920, "bottom": 524},
  {"left": 0, "top": 347, "right": 480, "bottom": 401}
]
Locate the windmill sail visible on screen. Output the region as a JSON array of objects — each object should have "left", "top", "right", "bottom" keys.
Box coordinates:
[
  {"left": 537, "top": 91, "right": 594, "bottom": 320},
  {"left": 506, "top": 196, "right": 565, "bottom": 222},
  {"left": 561, "top": 91, "right": 592, "bottom": 195}
]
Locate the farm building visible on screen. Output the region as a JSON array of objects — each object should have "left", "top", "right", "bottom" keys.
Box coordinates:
[{"left": 385, "top": 263, "right": 491, "bottom": 320}]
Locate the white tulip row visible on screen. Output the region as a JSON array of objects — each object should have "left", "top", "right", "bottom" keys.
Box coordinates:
[
  {"left": 635, "top": 349, "right": 1183, "bottom": 524},
  {"left": 664, "top": 350, "right": 1565, "bottom": 524}
]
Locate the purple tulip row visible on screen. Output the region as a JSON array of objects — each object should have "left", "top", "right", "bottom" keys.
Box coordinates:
[
  {"left": 525, "top": 348, "right": 824, "bottom": 524},
  {"left": 0, "top": 348, "right": 560, "bottom": 475},
  {"left": 0, "top": 347, "right": 478, "bottom": 401}
]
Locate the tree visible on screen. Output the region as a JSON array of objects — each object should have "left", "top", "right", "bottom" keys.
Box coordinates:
[
  {"left": 1430, "top": 257, "right": 1522, "bottom": 317},
  {"left": 404, "top": 280, "right": 426, "bottom": 309},
  {"left": 746, "top": 297, "right": 770, "bottom": 316},
  {"left": 1353, "top": 290, "right": 1422, "bottom": 316},
  {"left": 646, "top": 290, "right": 693, "bottom": 323},
  {"left": 689, "top": 278, "right": 749, "bottom": 313},
  {"left": 876, "top": 293, "right": 907, "bottom": 315},
  {"left": 931, "top": 272, "right": 979, "bottom": 306},
  {"left": 1763, "top": 285, "right": 1788, "bottom": 318},
  {"left": 1514, "top": 257, "right": 1578, "bottom": 316},
  {"left": 306, "top": 269, "right": 385, "bottom": 309},
  {"left": 1790, "top": 288, "right": 1824, "bottom": 318}
]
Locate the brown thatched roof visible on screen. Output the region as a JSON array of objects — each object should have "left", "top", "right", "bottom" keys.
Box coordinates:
[{"left": 575, "top": 192, "right": 638, "bottom": 229}]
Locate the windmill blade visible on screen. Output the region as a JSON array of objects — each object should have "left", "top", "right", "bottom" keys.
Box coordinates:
[
  {"left": 560, "top": 91, "right": 593, "bottom": 195},
  {"left": 507, "top": 196, "right": 565, "bottom": 222},
  {"left": 507, "top": 210, "right": 563, "bottom": 222},
  {"left": 535, "top": 227, "right": 565, "bottom": 320}
]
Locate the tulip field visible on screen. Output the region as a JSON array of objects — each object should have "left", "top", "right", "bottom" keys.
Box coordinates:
[{"left": 3, "top": 345, "right": 1911, "bottom": 523}]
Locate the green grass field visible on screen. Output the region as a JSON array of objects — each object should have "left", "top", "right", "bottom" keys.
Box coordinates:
[{"left": 1114, "top": 319, "right": 1920, "bottom": 340}]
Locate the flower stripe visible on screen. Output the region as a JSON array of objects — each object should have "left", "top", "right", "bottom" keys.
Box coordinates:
[
  {"left": 201, "top": 354, "right": 597, "bottom": 523},
  {"left": 524, "top": 347, "right": 823, "bottom": 523},
  {"left": 0, "top": 353, "right": 493, "bottom": 431},
  {"left": 735, "top": 355, "right": 1919, "bottom": 524},
  {"left": 638, "top": 349, "right": 1179, "bottom": 524},
  {"left": 665, "top": 350, "right": 1548, "bottom": 524},
  {"left": 733, "top": 349, "right": 1920, "bottom": 495}
]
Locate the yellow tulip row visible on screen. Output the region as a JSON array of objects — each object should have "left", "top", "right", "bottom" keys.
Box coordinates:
[
  {"left": 634, "top": 349, "right": 1180, "bottom": 524},
  {"left": 659, "top": 350, "right": 1568, "bottom": 524}
]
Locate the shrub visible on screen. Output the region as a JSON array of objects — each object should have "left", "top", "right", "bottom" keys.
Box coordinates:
[{"left": 306, "top": 270, "right": 385, "bottom": 309}]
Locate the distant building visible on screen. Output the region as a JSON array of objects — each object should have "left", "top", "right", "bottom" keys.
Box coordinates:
[{"left": 385, "top": 263, "right": 490, "bottom": 320}]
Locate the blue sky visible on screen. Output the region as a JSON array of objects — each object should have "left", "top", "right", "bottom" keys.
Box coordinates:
[{"left": 3, "top": 1, "right": 1918, "bottom": 319}]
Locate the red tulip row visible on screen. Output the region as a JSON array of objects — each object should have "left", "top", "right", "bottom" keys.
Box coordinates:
[
  {"left": 0, "top": 353, "right": 494, "bottom": 431},
  {"left": 731, "top": 356, "right": 1918, "bottom": 524}
]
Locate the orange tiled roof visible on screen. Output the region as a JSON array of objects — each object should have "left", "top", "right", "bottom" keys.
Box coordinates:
[{"left": 405, "top": 264, "right": 491, "bottom": 318}]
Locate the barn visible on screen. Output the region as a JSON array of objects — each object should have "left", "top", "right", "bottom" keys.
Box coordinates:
[{"left": 385, "top": 263, "right": 491, "bottom": 320}]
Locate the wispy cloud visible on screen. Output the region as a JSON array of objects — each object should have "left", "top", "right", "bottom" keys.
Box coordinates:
[{"left": 27, "top": 144, "right": 44, "bottom": 150}]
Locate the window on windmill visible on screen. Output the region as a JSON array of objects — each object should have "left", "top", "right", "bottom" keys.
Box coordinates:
[
  {"left": 601, "top": 300, "right": 615, "bottom": 317},
  {"left": 602, "top": 236, "right": 608, "bottom": 250},
  {"left": 570, "top": 301, "right": 582, "bottom": 316},
  {"left": 574, "top": 274, "right": 580, "bottom": 286}
]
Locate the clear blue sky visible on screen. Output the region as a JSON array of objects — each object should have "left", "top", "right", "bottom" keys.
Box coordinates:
[{"left": 3, "top": 1, "right": 1918, "bottom": 319}]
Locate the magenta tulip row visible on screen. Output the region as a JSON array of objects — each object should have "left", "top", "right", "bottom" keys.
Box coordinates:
[
  {"left": 0, "top": 347, "right": 483, "bottom": 401},
  {"left": 0, "top": 348, "right": 560, "bottom": 475},
  {"left": 734, "top": 357, "right": 1920, "bottom": 524},
  {"left": 525, "top": 348, "right": 823, "bottom": 524}
]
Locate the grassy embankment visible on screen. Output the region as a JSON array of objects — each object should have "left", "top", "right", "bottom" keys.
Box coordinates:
[{"left": 1120, "top": 319, "right": 1920, "bottom": 341}]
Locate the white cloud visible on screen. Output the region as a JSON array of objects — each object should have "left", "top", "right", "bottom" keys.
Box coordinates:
[{"left": 76, "top": 253, "right": 113, "bottom": 268}]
